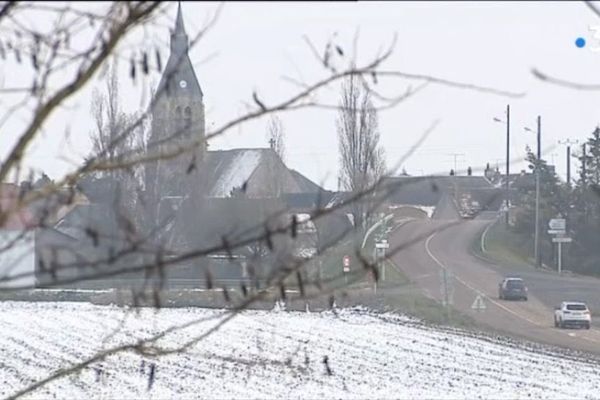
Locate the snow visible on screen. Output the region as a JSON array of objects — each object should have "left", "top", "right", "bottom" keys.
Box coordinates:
[
  {"left": 210, "top": 150, "right": 263, "bottom": 197},
  {"left": 1, "top": 302, "right": 600, "bottom": 399}
]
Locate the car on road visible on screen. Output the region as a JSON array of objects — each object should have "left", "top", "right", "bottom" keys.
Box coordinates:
[
  {"left": 498, "top": 277, "right": 528, "bottom": 301},
  {"left": 554, "top": 301, "right": 591, "bottom": 329}
]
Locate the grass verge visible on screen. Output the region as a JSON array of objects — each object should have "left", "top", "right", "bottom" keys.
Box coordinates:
[
  {"left": 379, "top": 285, "right": 478, "bottom": 329},
  {"left": 472, "top": 219, "right": 533, "bottom": 270},
  {"left": 316, "top": 232, "right": 478, "bottom": 329}
]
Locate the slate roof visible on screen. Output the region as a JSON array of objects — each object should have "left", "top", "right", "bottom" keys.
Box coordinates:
[
  {"left": 201, "top": 148, "right": 314, "bottom": 198},
  {"left": 288, "top": 169, "right": 323, "bottom": 193},
  {"left": 203, "top": 149, "right": 263, "bottom": 197}
]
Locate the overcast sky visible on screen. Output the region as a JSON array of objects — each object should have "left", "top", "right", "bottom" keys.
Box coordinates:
[{"left": 5, "top": 1, "right": 600, "bottom": 190}]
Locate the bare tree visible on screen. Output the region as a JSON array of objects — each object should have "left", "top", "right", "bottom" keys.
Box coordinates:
[
  {"left": 88, "top": 60, "right": 149, "bottom": 232},
  {"left": 90, "top": 63, "right": 149, "bottom": 171},
  {"left": 91, "top": 61, "right": 126, "bottom": 174},
  {"left": 267, "top": 115, "right": 286, "bottom": 161},
  {"left": 337, "top": 73, "right": 386, "bottom": 233},
  {"left": 0, "top": 3, "right": 525, "bottom": 397}
]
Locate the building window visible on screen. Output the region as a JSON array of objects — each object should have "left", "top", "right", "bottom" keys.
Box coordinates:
[{"left": 184, "top": 106, "right": 192, "bottom": 128}]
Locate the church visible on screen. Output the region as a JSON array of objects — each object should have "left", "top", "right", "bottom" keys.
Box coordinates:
[
  {"left": 143, "top": 3, "right": 327, "bottom": 262},
  {"left": 33, "top": 3, "right": 336, "bottom": 288}
]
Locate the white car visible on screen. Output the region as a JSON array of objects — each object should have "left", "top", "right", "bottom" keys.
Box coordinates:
[{"left": 554, "top": 301, "right": 591, "bottom": 329}]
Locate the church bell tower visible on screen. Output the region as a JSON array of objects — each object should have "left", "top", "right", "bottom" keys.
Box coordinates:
[{"left": 146, "top": 2, "right": 206, "bottom": 210}]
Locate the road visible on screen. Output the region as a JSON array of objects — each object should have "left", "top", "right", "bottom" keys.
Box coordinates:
[{"left": 390, "top": 212, "right": 600, "bottom": 356}]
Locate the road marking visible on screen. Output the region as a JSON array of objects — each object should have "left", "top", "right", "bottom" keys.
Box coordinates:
[
  {"left": 425, "top": 232, "right": 541, "bottom": 326},
  {"left": 480, "top": 220, "right": 496, "bottom": 254},
  {"left": 425, "top": 231, "right": 600, "bottom": 345}
]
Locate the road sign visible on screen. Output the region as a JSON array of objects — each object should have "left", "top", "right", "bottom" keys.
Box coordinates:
[
  {"left": 548, "top": 229, "right": 566, "bottom": 235},
  {"left": 343, "top": 255, "right": 350, "bottom": 272},
  {"left": 548, "top": 218, "right": 566, "bottom": 231},
  {"left": 471, "top": 294, "right": 486, "bottom": 311},
  {"left": 552, "top": 237, "right": 572, "bottom": 243},
  {"left": 375, "top": 240, "right": 389, "bottom": 249}
]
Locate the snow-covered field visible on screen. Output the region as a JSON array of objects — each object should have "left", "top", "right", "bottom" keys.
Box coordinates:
[{"left": 1, "top": 301, "right": 600, "bottom": 399}]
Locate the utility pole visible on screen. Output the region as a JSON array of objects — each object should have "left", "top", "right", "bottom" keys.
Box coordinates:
[
  {"left": 526, "top": 116, "right": 542, "bottom": 268},
  {"left": 534, "top": 116, "right": 541, "bottom": 268},
  {"left": 506, "top": 105, "right": 511, "bottom": 226},
  {"left": 494, "top": 105, "right": 511, "bottom": 226},
  {"left": 534, "top": 115, "right": 542, "bottom": 268},
  {"left": 447, "top": 153, "right": 465, "bottom": 175},
  {"left": 558, "top": 139, "right": 579, "bottom": 187},
  {"left": 558, "top": 138, "right": 578, "bottom": 274}
]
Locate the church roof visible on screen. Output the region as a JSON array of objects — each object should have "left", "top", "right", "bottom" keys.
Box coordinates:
[
  {"left": 202, "top": 148, "right": 314, "bottom": 198},
  {"left": 288, "top": 169, "right": 323, "bottom": 193},
  {"left": 204, "top": 149, "right": 264, "bottom": 197},
  {"left": 156, "top": 2, "right": 203, "bottom": 100}
]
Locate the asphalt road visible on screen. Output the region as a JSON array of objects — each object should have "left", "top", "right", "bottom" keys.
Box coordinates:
[{"left": 390, "top": 214, "right": 600, "bottom": 356}]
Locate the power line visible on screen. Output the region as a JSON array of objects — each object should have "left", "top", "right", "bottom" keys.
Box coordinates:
[{"left": 446, "top": 153, "right": 466, "bottom": 175}]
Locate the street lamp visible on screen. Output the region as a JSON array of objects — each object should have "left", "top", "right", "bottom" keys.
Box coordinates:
[
  {"left": 524, "top": 116, "right": 542, "bottom": 268},
  {"left": 493, "top": 104, "right": 510, "bottom": 226}
]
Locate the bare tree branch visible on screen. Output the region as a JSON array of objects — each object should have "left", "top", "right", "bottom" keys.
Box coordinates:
[
  {"left": 0, "top": 0, "right": 17, "bottom": 22},
  {"left": 531, "top": 67, "right": 600, "bottom": 90},
  {"left": 0, "top": 2, "right": 162, "bottom": 184},
  {"left": 585, "top": 0, "right": 600, "bottom": 19}
]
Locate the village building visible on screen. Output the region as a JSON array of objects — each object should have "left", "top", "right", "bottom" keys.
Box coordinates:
[
  {"left": 34, "top": 4, "right": 329, "bottom": 288},
  {"left": 30, "top": 4, "right": 506, "bottom": 289}
]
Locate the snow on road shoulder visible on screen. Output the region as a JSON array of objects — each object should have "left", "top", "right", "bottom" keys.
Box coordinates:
[{"left": 0, "top": 302, "right": 599, "bottom": 399}]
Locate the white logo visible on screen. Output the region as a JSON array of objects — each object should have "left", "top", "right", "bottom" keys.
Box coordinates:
[
  {"left": 179, "top": 80, "right": 187, "bottom": 88},
  {"left": 589, "top": 25, "right": 600, "bottom": 52}
]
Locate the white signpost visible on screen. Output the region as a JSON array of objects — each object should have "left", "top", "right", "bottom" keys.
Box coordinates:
[
  {"left": 547, "top": 229, "right": 565, "bottom": 235},
  {"left": 552, "top": 237, "right": 572, "bottom": 243},
  {"left": 375, "top": 239, "right": 389, "bottom": 281},
  {"left": 375, "top": 240, "right": 390, "bottom": 249},
  {"left": 548, "top": 218, "right": 571, "bottom": 275},
  {"left": 548, "top": 218, "right": 566, "bottom": 231}
]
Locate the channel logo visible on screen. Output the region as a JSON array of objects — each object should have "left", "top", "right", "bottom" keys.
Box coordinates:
[{"left": 575, "top": 25, "right": 600, "bottom": 51}]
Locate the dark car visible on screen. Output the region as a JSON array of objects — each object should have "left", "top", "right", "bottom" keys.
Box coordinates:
[{"left": 498, "top": 277, "right": 528, "bottom": 301}]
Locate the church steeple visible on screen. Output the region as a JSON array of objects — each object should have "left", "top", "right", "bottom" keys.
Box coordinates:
[
  {"left": 155, "top": 1, "right": 203, "bottom": 99},
  {"left": 146, "top": 1, "right": 207, "bottom": 202},
  {"left": 171, "top": 1, "right": 188, "bottom": 56},
  {"left": 175, "top": 2, "right": 186, "bottom": 36}
]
